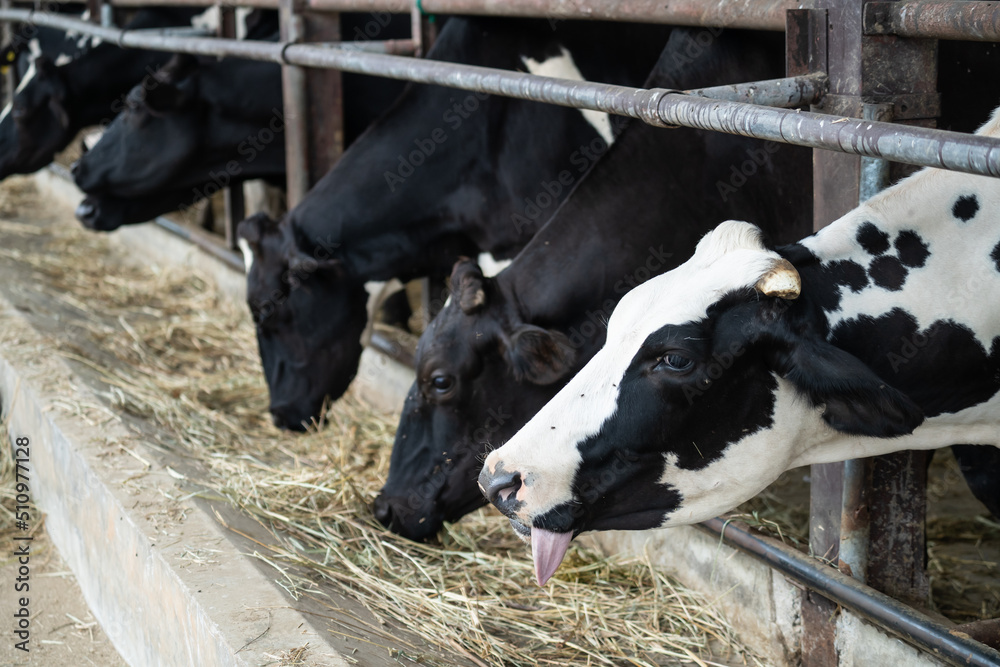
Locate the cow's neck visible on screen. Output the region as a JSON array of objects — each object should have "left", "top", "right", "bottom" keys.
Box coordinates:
[
  {"left": 505, "top": 28, "right": 807, "bottom": 334},
  {"left": 288, "top": 18, "right": 637, "bottom": 283},
  {"left": 777, "top": 109, "right": 1000, "bottom": 458}
]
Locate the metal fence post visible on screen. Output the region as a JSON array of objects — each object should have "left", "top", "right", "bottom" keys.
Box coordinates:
[
  {"left": 220, "top": 7, "right": 244, "bottom": 248},
  {"left": 279, "top": 0, "right": 311, "bottom": 207}
]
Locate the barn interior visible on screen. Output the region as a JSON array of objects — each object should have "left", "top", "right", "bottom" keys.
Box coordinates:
[{"left": 1, "top": 2, "right": 999, "bottom": 667}]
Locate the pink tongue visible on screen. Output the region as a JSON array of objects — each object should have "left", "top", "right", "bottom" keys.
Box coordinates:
[{"left": 531, "top": 527, "right": 573, "bottom": 586}]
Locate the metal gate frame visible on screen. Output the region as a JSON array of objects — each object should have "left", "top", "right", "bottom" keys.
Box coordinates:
[{"left": 3, "top": 1, "right": 1000, "bottom": 665}]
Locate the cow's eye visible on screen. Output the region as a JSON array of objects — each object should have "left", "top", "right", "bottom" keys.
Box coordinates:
[
  {"left": 430, "top": 373, "right": 455, "bottom": 393},
  {"left": 655, "top": 353, "right": 694, "bottom": 373}
]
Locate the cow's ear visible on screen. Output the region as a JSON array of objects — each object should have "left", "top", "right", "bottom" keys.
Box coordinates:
[
  {"left": 503, "top": 324, "right": 577, "bottom": 385},
  {"left": 144, "top": 81, "right": 188, "bottom": 112},
  {"left": 287, "top": 246, "right": 343, "bottom": 276},
  {"left": 769, "top": 337, "right": 924, "bottom": 438},
  {"left": 450, "top": 258, "right": 487, "bottom": 314},
  {"left": 237, "top": 213, "right": 270, "bottom": 247}
]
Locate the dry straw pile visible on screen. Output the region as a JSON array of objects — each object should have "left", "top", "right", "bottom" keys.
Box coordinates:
[{"left": 0, "top": 179, "right": 762, "bottom": 667}]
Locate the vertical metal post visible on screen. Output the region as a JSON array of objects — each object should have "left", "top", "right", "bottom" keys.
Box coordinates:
[
  {"left": 867, "top": 450, "right": 932, "bottom": 605},
  {"left": 280, "top": 0, "right": 310, "bottom": 208},
  {"left": 0, "top": 0, "right": 13, "bottom": 106},
  {"left": 793, "top": 3, "right": 938, "bottom": 662},
  {"left": 838, "top": 102, "right": 892, "bottom": 586},
  {"left": 220, "top": 7, "right": 244, "bottom": 248},
  {"left": 301, "top": 10, "right": 343, "bottom": 186},
  {"left": 787, "top": 7, "right": 842, "bottom": 666}
]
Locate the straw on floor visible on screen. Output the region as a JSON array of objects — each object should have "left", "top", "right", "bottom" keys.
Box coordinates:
[{"left": 0, "top": 177, "right": 762, "bottom": 667}]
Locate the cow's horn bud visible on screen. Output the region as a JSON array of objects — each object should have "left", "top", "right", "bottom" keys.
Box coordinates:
[{"left": 756, "top": 259, "right": 800, "bottom": 299}]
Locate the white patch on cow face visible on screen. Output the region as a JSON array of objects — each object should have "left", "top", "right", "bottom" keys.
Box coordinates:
[
  {"left": 237, "top": 238, "right": 254, "bottom": 275},
  {"left": 54, "top": 53, "right": 73, "bottom": 66},
  {"left": 15, "top": 60, "right": 36, "bottom": 95},
  {"left": 484, "top": 221, "right": 783, "bottom": 523},
  {"left": 82, "top": 129, "right": 104, "bottom": 151},
  {"left": 521, "top": 47, "right": 614, "bottom": 145},
  {"left": 476, "top": 252, "right": 511, "bottom": 277},
  {"left": 191, "top": 6, "right": 221, "bottom": 33}
]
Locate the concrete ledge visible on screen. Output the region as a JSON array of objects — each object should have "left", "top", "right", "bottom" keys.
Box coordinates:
[{"left": 0, "top": 294, "right": 351, "bottom": 666}]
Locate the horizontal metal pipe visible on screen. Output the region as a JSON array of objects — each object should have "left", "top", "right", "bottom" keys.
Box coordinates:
[
  {"left": 700, "top": 518, "right": 1000, "bottom": 667},
  {"left": 311, "top": 0, "right": 796, "bottom": 30},
  {"left": 5, "top": 9, "right": 999, "bottom": 178},
  {"left": 865, "top": 1, "right": 1000, "bottom": 42},
  {"left": 651, "top": 93, "right": 1000, "bottom": 177},
  {"left": 332, "top": 38, "right": 417, "bottom": 55},
  {"left": 110, "top": 0, "right": 280, "bottom": 8},
  {"left": 97, "top": 0, "right": 796, "bottom": 29},
  {"left": 151, "top": 216, "right": 245, "bottom": 272}
]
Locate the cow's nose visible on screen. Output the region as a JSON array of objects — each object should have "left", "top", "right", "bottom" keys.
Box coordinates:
[{"left": 479, "top": 468, "right": 522, "bottom": 506}]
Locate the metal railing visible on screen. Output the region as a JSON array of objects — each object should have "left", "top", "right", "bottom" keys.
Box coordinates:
[
  {"left": 6, "top": 2, "right": 1000, "bottom": 665},
  {"left": 2, "top": 9, "right": 1000, "bottom": 176}
]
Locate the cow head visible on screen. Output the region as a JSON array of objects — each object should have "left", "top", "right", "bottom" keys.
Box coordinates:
[
  {"left": 374, "top": 258, "right": 576, "bottom": 541},
  {"left": 480, "top": 221, "right": 923, "bottom": 585},
  {"left": 238, "top": 213, "right": 368, "bottom": 431},
  {"left": 73, "top": 55, "right": 202, "bottom": 196},
  {"left": 0, "top": 56, "right": 74, "bottom": 179},
  {"left": 75, "top": 187, "right": 202, "bottom": 232}
]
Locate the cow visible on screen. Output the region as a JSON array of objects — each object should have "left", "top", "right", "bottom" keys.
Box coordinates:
[
  {"left": 71, "top": 13, "right": 408, "bottom": 203},
  {"left": 72, "top": 51, "right": 286, "bottom": 199},
  {"left": 479, "top": 106, "right": 1000, "bottom": 586},
  {"left": 0, "top": 7, "right": 216, "bottom": 181},
  {"left": 373, "top": 28, "right": 816, "bottom": 541},
  {"left": 237, "top": 17, "right": 671, "bottom": 430}
]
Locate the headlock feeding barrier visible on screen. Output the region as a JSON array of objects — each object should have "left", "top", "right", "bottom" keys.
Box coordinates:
[{"left": 2, "top": 1, "right": 1000, "bottom": 665}]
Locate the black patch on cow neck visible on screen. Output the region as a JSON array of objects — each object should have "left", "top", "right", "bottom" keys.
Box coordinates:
[
  {"left": 783, "top": 243, "right": 868, "bottom": 313},
  {"left": 953, "top": 194, "right": 980, "bottom": 222},
  {"left": 857, "top": 222, "right": 890, "bottom": 255},
  {"left": 894, "top": 230, "right": 930, "bottom": 268},
  {"left": 830, "top": 308, "right": 1000, "bottom": 418},
  {"left": 869, "top": 255, "right": 908, "bottom": 291},
  {"left": 991, "top": 239, "right": 1000, "bottom": 273}
]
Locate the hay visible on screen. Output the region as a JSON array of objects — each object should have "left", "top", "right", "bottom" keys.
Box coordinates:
[{"left": 0, "top": 179, "right": 762, "bottom": 667}]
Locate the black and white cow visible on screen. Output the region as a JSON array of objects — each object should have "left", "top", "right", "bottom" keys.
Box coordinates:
[
  {"left": 0, "top": 7, "right": 210, "bottom": 181},
  {"left": 375, "top": 28, "right": 815, "bottom": 540},
  {"left": 71, "top": 13, "right": 407, "bottom": 203},
  {"left": 237, "top": 17, "right": 670, "bottom": 430},
  {"left": 480, "top": 107, "right": 1000, "bottom": 586}
]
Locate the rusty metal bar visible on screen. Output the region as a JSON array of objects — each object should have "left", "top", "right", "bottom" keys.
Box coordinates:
[
  {"left": 152, "top": 215, "right": 245, "bottom": 272},
  {"left": 865, "top": 1, "right": 1000, "bottom": 41},
  {"left": 98, "top": 0, "right": 799, "bottom": 30},
  {"left": 334, "top": 38, "right": 416, "bottom": 54},
  {"left": 701, "top": 518, "right": 1000, "bottom": 667},
  {"left": 279, "top": 0, "right": 310, "bottom": 207},
  {"left": 4, "top": 10, "right": 1000, "bottom": 177}
]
